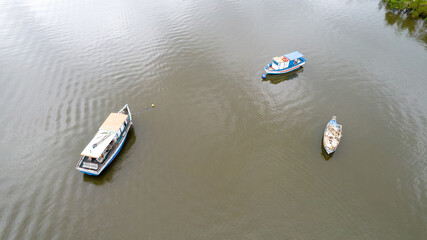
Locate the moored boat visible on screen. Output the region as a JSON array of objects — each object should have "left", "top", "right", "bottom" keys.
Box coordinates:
[
  {"left": 76, "top": 104, "right": 132, "bottom": 175},
  {"left": 323, "top": 116, "right": 342, "bottom": 154},
  {"left": 264, "top": 51, "right": 306, "bottom": 75}
]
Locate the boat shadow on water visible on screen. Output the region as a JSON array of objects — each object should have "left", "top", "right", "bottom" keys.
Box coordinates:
[
  {"left": 83, "top": 127, "right": 136, "bottom": 185},
  {"left": 321, "top": 137, "right": 334, "bottom": 161},
  {"left": 262, "top": 68, "right": 304, "bottom": 84}
]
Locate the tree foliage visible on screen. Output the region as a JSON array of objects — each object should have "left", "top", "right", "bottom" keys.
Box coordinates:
[{"left": 386, "top": 0, "right": 427, "bottom": 19}]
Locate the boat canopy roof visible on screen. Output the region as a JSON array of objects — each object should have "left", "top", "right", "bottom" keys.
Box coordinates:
[
  {"left": 284, "top": 51, "right": 303, "bottom": 61},
  {"left": 99, "top": 113, "right": 128, "bottom": 132},
  {"left": 81, "top": 130, "right": 115, "bottom": 158}
]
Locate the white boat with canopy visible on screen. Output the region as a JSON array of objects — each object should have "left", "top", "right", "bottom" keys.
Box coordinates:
[
  {"left": 76, "top": 104, "right": 132, "bottom": 175},
  {"left": 264, "top": 51, "right": 306, "bottom": 75}
]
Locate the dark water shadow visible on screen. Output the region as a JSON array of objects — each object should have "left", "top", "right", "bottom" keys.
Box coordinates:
[
  {"left": 321, "top": 137, "right": 334, "bottom": 161},
  {"left": 378, "top": 1, "right": 427, "bottom": 48},
  {"left": 262, "top": 67, "right": 304, "bottom": 84},
  {"left": 83, "top": 127, "right": 136, "bottom": 185}
]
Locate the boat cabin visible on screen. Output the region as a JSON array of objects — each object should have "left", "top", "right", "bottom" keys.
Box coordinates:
[
  {"left": 271, "top": 56, "right": 290, "bottom": 70},
  {"left": 80, "top": 113, "right": 130, "bottom": 166},
  {"left": 270, "top": 51, "right": 304, "bottom": 70}
]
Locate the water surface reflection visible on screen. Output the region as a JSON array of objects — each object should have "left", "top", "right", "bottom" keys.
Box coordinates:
[
  {"left": 378, "top": 1, "right": 427, "bottom": 47},
  {"left": 1, "top": 0, "right": 426, "bottom": 238}
]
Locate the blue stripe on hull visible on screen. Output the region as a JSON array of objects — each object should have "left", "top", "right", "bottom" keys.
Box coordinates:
[
  {"left": 80, "top": 130, "right": 129, "bottom": 176},
  {"left": 265, "top": 66, "right": 301, "bottom": 75},
  {"left": 325, "top": 148, "right": 335, "bottom": 154},
  {"left": 80, "top": 171, "right": 98, "bottom": 176}
]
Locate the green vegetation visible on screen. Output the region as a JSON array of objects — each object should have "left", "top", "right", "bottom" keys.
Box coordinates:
[{"left": 386, "top": 0, "right": 427, "bottom": 19}]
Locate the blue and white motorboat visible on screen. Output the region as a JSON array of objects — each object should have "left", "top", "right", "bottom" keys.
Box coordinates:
[
  {"left": 323, "top": 116, "right": 342, "bottom": 154},
  {"left": 264, "top": 51, "right": 306, "bottom": 75},
  {"left": 76, "top": 104, "right": 132, "bottom": 175}
]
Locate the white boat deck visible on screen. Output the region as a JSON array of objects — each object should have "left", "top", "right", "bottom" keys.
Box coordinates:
[{"left": 81, "top": 130, "right": 115, "bottom": 159}]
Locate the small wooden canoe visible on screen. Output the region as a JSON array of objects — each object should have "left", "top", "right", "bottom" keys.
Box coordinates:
[{"left": 323, "top": 116, "right": 342, "bottom": 154}]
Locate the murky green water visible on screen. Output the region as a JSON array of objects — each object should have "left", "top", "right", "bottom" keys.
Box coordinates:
[{"left": 0, "top": 0, "right": 426, "bottom": 239}]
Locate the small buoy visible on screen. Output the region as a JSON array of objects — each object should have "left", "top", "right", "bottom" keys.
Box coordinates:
[
  {"left": 152, "top": 104, "right": 155, "bottom": 108},
  {"left": 262, "top": 74, "right": 266, "bottom": 79}
]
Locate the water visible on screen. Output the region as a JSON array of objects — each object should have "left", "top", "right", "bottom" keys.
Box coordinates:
[{"left": 0, "top": 0, "right": 426, "bottom": 239}]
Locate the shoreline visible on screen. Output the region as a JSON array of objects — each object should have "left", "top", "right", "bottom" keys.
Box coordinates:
[{"left": 385, "top": 0, "right": 427, "bottom": 20}]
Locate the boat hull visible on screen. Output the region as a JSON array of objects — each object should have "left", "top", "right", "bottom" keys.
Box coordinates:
[{"left": 264, "top": 61, "right": 305, "bottom": 75}]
